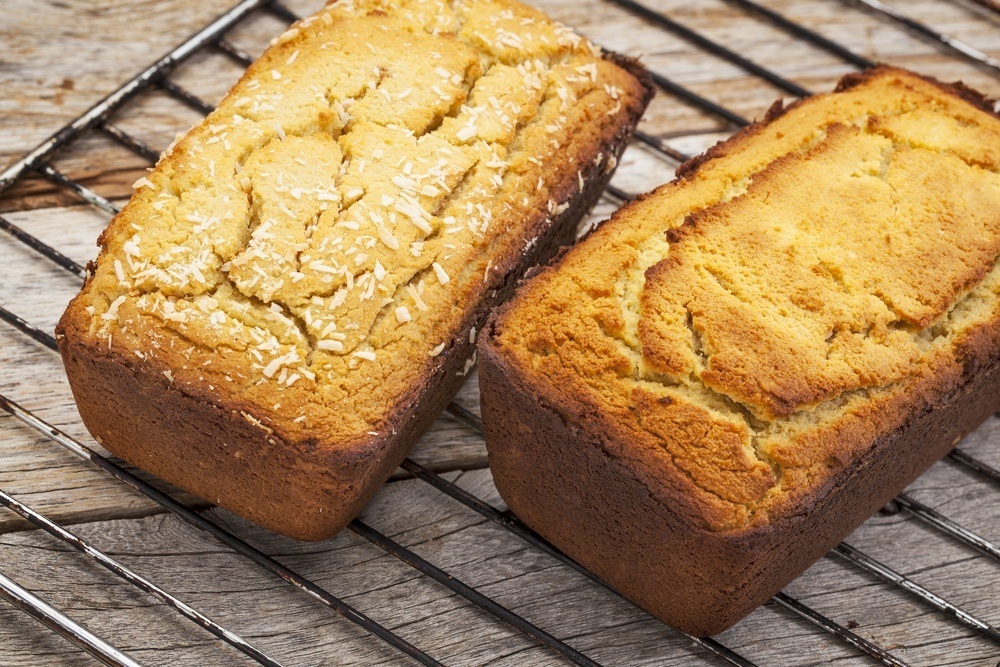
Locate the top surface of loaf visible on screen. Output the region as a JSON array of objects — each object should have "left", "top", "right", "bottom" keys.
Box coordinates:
[
  {"left": 492, "top": 67, "right": 1000, "bottom": 532},
  {"left": 66, "top": 0, "right": 646, "bottom": 440}
]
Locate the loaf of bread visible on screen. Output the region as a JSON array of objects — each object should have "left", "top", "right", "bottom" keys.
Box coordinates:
[
  {"left": 56, "top": 0, "right": 652, "bottom": 540},
  {"left": 479, "top": 66, "right": 1000, "bottom": 636}
]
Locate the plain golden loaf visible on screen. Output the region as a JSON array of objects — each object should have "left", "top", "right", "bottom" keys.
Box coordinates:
[
  {"left": 57, "top": 0, "right": 652, "bottom": 540},
  {"left": 479, "top": 66, "right": 1000, "bottom": 636}
]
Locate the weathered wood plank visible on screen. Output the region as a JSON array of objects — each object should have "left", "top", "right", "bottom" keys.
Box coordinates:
[{"left": 4, "top": 443, "right": 1000, "bottom": 666}]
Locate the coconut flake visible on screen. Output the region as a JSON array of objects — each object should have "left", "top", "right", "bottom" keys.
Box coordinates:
[{"left": 432, "top": 262, "right": 450, "bottom": 284}]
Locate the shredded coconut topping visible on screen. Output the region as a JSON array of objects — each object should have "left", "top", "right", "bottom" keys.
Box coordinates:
[{"left": 77, "top": 0, "right": 634, "bottom": 437}]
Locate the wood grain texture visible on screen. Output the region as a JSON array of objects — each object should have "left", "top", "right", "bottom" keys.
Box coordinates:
[
  {"left": 3, "top": 439, "right": 1000, "bottom": 666},
  {"left": 1, "top": 0, "right": 1000, "bottom": 664}
]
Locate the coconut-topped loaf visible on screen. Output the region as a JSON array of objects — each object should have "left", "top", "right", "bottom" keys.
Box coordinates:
[
  {"left": 57, "top": 0, "right": 652, "bottom": 540},
  {"left": 479, "top": 66, "right": 1000, "bottom": 635}
]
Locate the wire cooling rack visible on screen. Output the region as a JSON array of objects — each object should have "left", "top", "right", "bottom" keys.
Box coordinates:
[{"left": 1, "top": 0, "right": 999, "bottom": 665}]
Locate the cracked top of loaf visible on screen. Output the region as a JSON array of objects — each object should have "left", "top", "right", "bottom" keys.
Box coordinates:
[
  {"left": 60, "top": 0, "right": 648, "bottom": 441},
  {"left": 489, "top": 67, "right": 1000, "bottom": 532}
]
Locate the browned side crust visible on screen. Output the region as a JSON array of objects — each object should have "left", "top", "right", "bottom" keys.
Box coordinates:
[
  {"left": 480, "top": 314, "right": 1000, "bottom": 636},
  {"left": 58, "top": 58, "right": 652, "bottom": 540}
]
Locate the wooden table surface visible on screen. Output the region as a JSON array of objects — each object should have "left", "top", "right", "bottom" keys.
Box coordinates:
[{"left": 2, "top": 0, "right": 1000, "bottom": 665}]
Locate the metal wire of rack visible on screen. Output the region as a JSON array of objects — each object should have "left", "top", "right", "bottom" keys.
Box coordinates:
[{"left": 0, "top": 0, "right": 998, "bottom": 665}]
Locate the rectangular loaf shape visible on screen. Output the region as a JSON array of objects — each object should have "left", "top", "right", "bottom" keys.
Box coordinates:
[
  {"left": 57, "top": 0, "right": 652, "bottom": 540},
  {"left": 479, "top": 66, "right": 1000, "bottom": 635}
]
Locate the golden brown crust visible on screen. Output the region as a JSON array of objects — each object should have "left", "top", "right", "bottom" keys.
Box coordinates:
[
  {"left": 480, "top": 66, "right": 1000, "bottom": 633},
  {"left": 57, "top": 0, "right": 653, "bottom": 540}
]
